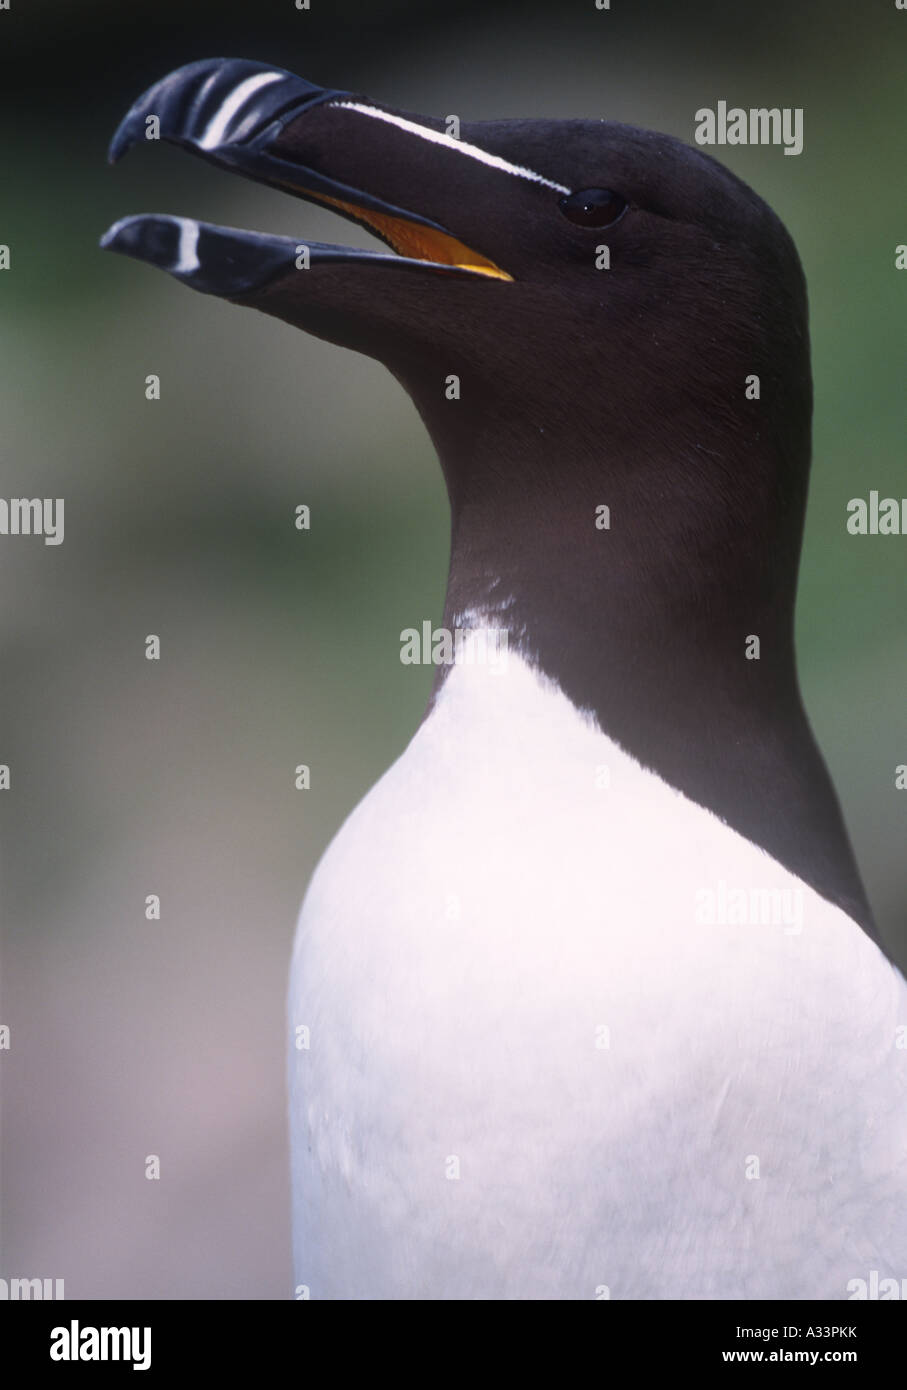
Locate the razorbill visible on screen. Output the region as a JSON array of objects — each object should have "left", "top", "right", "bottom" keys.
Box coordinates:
[{"left": 102, "top": 58, "right": 907, "bottom": 1301}]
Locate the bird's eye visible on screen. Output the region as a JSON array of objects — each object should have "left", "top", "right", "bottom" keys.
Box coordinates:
[{"left": 558, "top": 188, "right": 627, "bottom": 228}]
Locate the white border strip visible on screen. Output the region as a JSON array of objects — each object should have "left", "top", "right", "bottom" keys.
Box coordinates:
[{"left": 330, "top": 102, "right": 569, "bottom": 193}]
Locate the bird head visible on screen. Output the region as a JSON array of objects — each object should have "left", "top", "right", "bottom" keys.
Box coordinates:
[{"left": 102, "top": 58, "right": 811, "bottom": 513}]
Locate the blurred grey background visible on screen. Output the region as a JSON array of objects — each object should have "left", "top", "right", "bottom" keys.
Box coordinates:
[{"left": 1, "top": 0, "right": 904, "bottom": 1298}]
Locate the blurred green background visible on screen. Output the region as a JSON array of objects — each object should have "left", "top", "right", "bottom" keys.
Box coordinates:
[{"left": 1, "top": 0, "right": 904, "bottom": 1298}]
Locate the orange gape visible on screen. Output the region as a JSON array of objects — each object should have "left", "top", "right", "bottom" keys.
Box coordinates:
[{"left": 311, "top": 189, "right": 513, "bottom": 279}]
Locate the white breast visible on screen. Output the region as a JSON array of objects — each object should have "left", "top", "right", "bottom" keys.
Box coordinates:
[{"left": 288, "top": 648, "right": 907, "bottom": 1299}]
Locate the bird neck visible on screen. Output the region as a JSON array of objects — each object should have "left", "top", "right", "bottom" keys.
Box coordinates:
[{"left": 427, "top": 428, "right": 875, "bottom": 940}]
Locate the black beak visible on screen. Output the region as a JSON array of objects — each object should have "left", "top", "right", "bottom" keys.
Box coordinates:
[{"left": 101, "top": 57, "right": 512, "bottom": 295}]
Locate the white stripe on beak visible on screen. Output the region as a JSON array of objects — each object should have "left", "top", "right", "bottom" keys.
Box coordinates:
[
  {"left": 173, "top": 217, "right": 201, "bottom": 273},
  {"left": 199, "top": 71, "right": 287, "bottom": 149},
  {"left": 329, "top": 102, "right": 570, "bottom": 193}
]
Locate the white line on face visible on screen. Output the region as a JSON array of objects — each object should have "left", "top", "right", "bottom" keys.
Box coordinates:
[
  {"left": 172, "top": 217, "right": 200, "bottom": 273},
  {"left": 329, "top": 102, "right": 570, "bottom": 194},
  {"left": 199, "top": 71, "right": 286, "bottom": 150}
]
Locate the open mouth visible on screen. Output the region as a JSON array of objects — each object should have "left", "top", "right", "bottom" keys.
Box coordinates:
[
  {"left": 289, "top": 184, "right": 511, "bottom": 279},
  {"left": 101, "top": 58, "right": 514, "bottom": 294}
]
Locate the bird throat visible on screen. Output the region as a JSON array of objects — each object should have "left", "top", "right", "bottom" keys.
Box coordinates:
[{"left": 427, "top": 445, "right": 876, "bottom": 945}]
